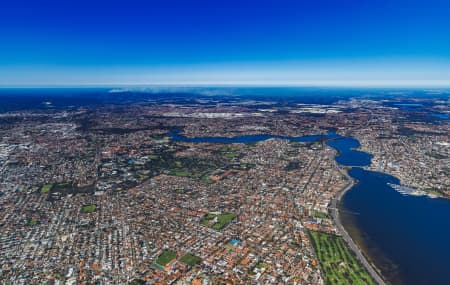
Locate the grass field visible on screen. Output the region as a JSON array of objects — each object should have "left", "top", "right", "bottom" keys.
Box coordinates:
[
  {"left": 311, "top": 210, "right": 329, "bottom": 219},
  {"left": 256, "top": 262, "right": 270, "bottom": 271},
  {"left": 309, "top": 231, "right": 376, "bottom": 285},
  {"left": 40, "top": 184, "right": 53, "bottom": 193},
  {"left": 424, "top": 188, "right": 444, "bottom": 197},
  {"left": 218, "top": 146, "right": 240, "bottom": 159},
  {"left": 155, "top": 250, "right": 176, "bottom": 266},
  {"left": 129, "top": 279, "right": 146, "bottom": 285},
  {"left": 168, "top": 169, "right": 191, "bottom": 177},
  {"left": 181, "top": 253, "right": 201, "bottom": 266},
  {"left": 81, "top": 205, "right": 97, "bottom": 213},
  {"left": 200, "top": 212, "right": 237, "bottom": 230}
]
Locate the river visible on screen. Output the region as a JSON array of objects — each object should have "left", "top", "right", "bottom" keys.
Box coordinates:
[{"left": 169, "top": 129, "right": 450, "bottom": 285}]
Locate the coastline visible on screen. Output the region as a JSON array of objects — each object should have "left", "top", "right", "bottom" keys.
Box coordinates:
[
  {"left": 365, "top": 165, "right": 448, "bottom": 200},
  {"left": 330, "top": 162, "right": 387, "bottom": 285},
  {"left": 356, "top": 140, "right": 449, "bottom": 200}
]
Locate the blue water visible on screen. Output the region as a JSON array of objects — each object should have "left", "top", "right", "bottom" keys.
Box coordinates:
[
  {"left": 168, "top": 129, "right": 326, "bottom": 143},
  {"left": 325, "top": 135, "right": 450, "bottom": 285},
  {"left": 169, "top": 130, "right": 450, "bottom": 285},
  {"left": 228, "top": 239, "right": 240, "bottom": 246},
  {"left": 429, "top": 113, "right": 449, "bottom": 120},
  {"left": 327, "top": 137, "right": 373, "bottom": 166},
  {"left": 395, "top": 103, "right": 423, "bottom": 107},
  {"left": 393, "top": 103, "right": 424, "bottom": 111},
  {"left": 342, "top": 168, "right": 450, "bottom": 285}
]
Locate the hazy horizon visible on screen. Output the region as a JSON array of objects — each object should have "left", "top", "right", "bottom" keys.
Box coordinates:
[{"left": 1, "top": 0, "right": 450, "bottom": 87}]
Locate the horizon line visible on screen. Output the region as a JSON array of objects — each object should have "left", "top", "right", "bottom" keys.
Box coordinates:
[{"left": 1, "top": 80, "right": 450, "bottom": 89}]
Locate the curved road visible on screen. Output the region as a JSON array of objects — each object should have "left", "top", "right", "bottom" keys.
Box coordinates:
[{"left": 331, "top": 163, "right": 387, "bottom": 285}]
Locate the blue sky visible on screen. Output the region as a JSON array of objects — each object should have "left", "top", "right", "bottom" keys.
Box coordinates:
[{"left": 1, "top": 0, "right": 450, "bottom": 86}]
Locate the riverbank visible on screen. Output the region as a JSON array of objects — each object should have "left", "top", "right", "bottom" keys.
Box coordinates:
[
  {"left": 168, "top": 130, "right": 450, "bottom": 284},
  {"left": 169, "top": 130, "right": 388, "bottom": 284},
  {"left": 325, "top": 134, "right": 389, "bottom": 284},
  {"left": 330, "top": 163, "right": 387, "bottom": 285},
  {"left": 309, "top": 229, "right": 377, "bottom": 285}
]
